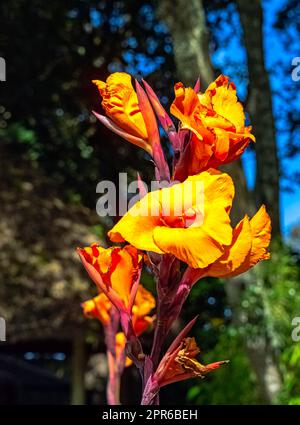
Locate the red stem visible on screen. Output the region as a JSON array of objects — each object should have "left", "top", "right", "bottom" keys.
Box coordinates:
[
  {"left": 104, "top": 309, "right": 123, "bottom": 405},
  {"left": 106, "top": 350, "right": 121, "bottom": 405},
  {"left": 150, "top": 272, "right": 193, "bottom": 367},
  {"left": 119, "top": 310, "right": 144, "bottom": 374}
]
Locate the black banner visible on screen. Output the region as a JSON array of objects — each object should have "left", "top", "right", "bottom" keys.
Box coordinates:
[{"left": 0, "top": 405, "right": 299, "bottom": 424}]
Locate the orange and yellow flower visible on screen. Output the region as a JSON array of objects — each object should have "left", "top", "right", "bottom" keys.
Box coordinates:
[
  {"left": 115, "top": 284, "right": 156, "bottom": 367},
  {"left": 109, "top": 169, "right": 234, "bottom": 269},
  {"left": 108, "top": 170, "right": 271, "bottom": 274},
  {"left": 115, "top": 332, "right": 132, "bottom": 367},
  {"left": 82, "top": 284, "right": 155, "bottom": 335},
  {"left": 132, "top": 284, "right": 156, "bottom": 336},
  {"left": 205, "top": 205, "right": 271, "bottom": 278},
  {"left": 93, "top": 72, "right": 152, "bottom": 154},
  {"left": 171, "top": 75, "right": 255, "bottom": 179},
  {"left": 183, "top": 205, "right": 271, "bottom": 283},
  {"left": 78, "top": 244, "right": 143, "bottom": 311},
  {"left": 155, "top": 337, "right": 228, "bottom": 388},
  {"left": 82, "top": 284, "right": 155, "bottom": 367},
  {"left": 82, "top": 292, "right": 112, "bottom": 326}
]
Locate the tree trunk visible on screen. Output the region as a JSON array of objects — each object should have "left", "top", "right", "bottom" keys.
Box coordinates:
[
  {"left": 236, "top": 0, "right": 280, "bottom": 237},
  {"left": 226, "top": 275, "right": 282, "bottom": 404},
  {"left": 70, "top": 329, "right": 86, "bottom": 405},
  {"left": 158, "top": 0, "right": 253, "bottom": 222},
  {"left": 159, "top": 0, "right": 282, "bottom": 403},
  {"left": 158, "top": 0, "right": 213, "bottom": 88}
]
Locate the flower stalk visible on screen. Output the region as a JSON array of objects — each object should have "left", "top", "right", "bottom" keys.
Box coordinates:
[
  {"left": 104, "top": 307, "right": 122, "bottom": 405},
  {"left": 78, "top": 71, "right": 271, "bottom": 405}
]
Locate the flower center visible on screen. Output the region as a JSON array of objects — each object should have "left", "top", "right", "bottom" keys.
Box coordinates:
[{"left": 160, "top": 207, "right": 203, "bottom": 228}]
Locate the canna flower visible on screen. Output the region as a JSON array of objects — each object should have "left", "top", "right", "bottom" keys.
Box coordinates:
[
  {"left": 132, "top": 284, "right": 156, "bottom": 336},
  {"left": 82, "top": 292, "right": 112, "bottom": 325},
  {"left": 93, "top": 72, "right": 151, "bottom": 154},
  {"left": 141, "top": 317, "right": 227, "bottom": 404},
  {"left": 183, "top": 205, "right": 271, "bottom": 284},
  {"left": 93, "top": 73, "right": 170, "bottom": 180},
  {"left": 82, "top": 285, "right": 155, "bottom": 335},
  {"left": 155, "top": 337, "right": 228, "bottom": 388},
  {"left": 78, "top": 244, "right": 143, "bottom": 312},
  {"left": 82, "top": 285, "right": 155, "bottom": 368},
  {"left": 109, "top": 169, "right": 234, "bottom": 269},
  {"left": 171, "top": 75, "right": 255, "bottom": 179},
  {"left": 115, "top": 332, "right": 132, "bottom": 367}
]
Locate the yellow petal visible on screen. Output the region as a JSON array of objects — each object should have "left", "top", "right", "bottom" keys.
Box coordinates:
[
  {"left": 152, "top": 171, "right": 234, "bottom": 268},
  {"left": 82, "top": 293, "right": 112, "bottom": 325},
  {"left": 223, "top": 205, "right": 271, "bottom": 278},
  {"left": 109, "top": 170, "right": 234, "bottom": 268},
  {"left": 79, "top": 244, "right": 142, "bottom": 308},
  {"left": 207, "top": 215, "right": 252, "bottom": 277},
  {"left": 108, "top": 190, "right": 163, "bottom": 253},
  {"left": 109, "top": 248, "right": 135, "bottom": 305},
  {"left": 170, "top": 76, "right": 254, "bottom": 174},
  {"left": 248, "top": 205, "right": 272, "bottom": 265},
  {"left": 133, "top": 285, "right": 156, "bottom": 317},
  {"left": 153, "top": 226, "right": 225, "bottom": 268},
  {"left": 171, "top": 83, "right": 203, "bottom": 138},
  {"left": 93, "top": 72, "right": 148, "bottom": 141},
  {"left": 115, "top": 332, "right": 132, "bottom": 367},
  {"left": 205, "top": 75, "right": 245, "bottom": 132}
]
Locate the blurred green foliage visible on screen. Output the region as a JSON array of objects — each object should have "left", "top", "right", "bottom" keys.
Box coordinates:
[
  {"left": 184, "top": 244, "right": 300, "bottom": 404},
  {"left": 187, "top": 330, "right": 259, "bottom": 404}
]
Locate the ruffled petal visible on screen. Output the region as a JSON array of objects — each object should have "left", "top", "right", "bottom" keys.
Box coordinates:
[
  {"left": 108, "top": 191, "right": 163, "bottom": 253},
  {"left": 93, "top": 72, "right": 148, "bottom": 142},
  {"left": 206, "top": 215, "right": 252, "bottom": 277},
  {"left": 221, "top": 205, "right": 271, "bottom": 278}
]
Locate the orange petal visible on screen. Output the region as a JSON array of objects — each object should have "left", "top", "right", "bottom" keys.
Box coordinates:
[
  {"left": 115, "top": 332, "right": 132, "bottom": 367},
  {"left": 133, "top": 316, "right": 154, "bottom": 336},
  {"left": 78, "top": 245, "right": 142, "bottom": 310},
  {"left": 93, "top": 72, "right": 148, "bottom": 142},
  {"left": 171, "top": 83, "right": 203, "bottom": 140},
  {"left": 206, "top": 75, "right": 245, "bottom": 132},
  {"left": 82, "top": 293, "right": 112, "bottom": 325},
  {"left": 171, "top": 75, "right": 255, "bottom": 174},
  {"left": 109, "top": 247, "right": 140, "bottom": 306},
  {"left": 247, "top": 205, "right": 272, "bottom": 265},
  {"left": 133, "top": 284, "right": 156, "bottom": 317},
  {"left": 93, "top": 111, "right": 152, "bottom": 154},
  {"left": 189, "top": 135, "right": 214, "bottom": 174},
  {"left": 212, "top": 128, "right": 230, "bottom": 161},
  {"left": 223, "top": 205, "right": 271, "bottom": 278},
  {"left": 206, "top": 215, "right": 252, "bottom": 277},
  {"left": 77, "top": 247, "right": 124, "bottom": 310}
]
